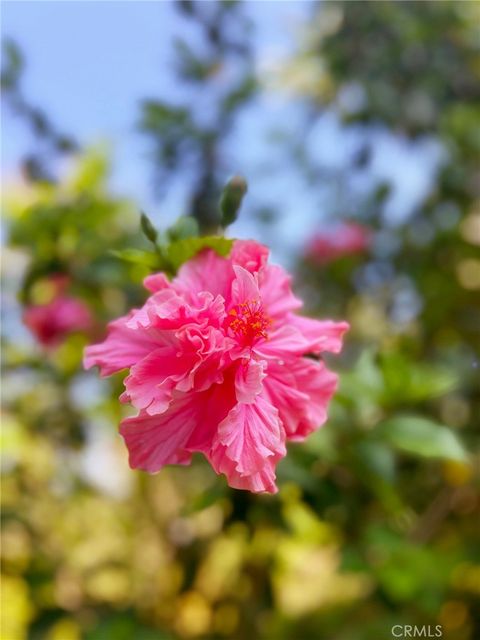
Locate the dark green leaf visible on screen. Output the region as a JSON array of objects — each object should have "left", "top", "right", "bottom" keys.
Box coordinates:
[
  {"left": 354, "top": 440, "right": 396, "bottom": 483},
  {"left": 377, "top": 415, "right": 467, "bottom": 462}
]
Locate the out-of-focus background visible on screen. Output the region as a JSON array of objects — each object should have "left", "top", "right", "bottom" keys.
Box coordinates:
[{"left": 1, "top": 2, "right": 479, "bottom": 639}]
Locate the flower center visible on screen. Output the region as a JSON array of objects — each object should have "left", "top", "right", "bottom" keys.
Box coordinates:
[{"left": 227, "top": 299, "right": 272, "bottom": 343}]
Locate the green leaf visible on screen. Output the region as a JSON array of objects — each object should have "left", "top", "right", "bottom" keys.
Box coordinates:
[
  {"left": 377, "top": 415, "right": 467, "bottom": 462},
  {"left": 353, "top": 440, "right": 396, "bottom": 483},
  {"left": 110, "top": 248, "right": 160, "bottom": 269},
  {"left": 165, "top": 235, "right": 233, "bottom": 272},
  {"left": 167, "top": 216, "right": 199, "bottom": 241},
  {"left": 182, "top": 483, "right": 227, "bottom": 515},
  {"left": 380, "top": 352, "right": 458, "bottom": 403},
  {"left": 337, "top": 348, "right": 384, "bottom": 409}
]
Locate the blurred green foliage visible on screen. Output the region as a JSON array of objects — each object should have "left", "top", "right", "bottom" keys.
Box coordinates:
[
  {"left": 1, "top": 38, "right": 78, "bottom": 183},
  {"left": 2, "top": 2, "right": 479, "bottom": 640}
]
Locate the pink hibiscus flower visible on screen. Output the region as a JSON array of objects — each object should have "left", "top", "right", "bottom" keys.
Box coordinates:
[
  {"left": 84, "top": 240, "right": 348, "bottom": 493},
  {"left": 306, "top": 222, "right": 372, "bottom": 264},
  {"left": 23, "top": 278, "right": 92, "bottom": 348}
]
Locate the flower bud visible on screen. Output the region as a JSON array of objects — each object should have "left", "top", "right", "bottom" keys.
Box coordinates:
[
  {"left": 140, "top": 211, "right": 158, "bottom": 244},
  {"left": 219, "top": 175, "right": 248, "bottom": 227}
]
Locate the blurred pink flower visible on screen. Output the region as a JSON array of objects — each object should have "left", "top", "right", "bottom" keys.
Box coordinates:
[
  {"left": 23, "top": 280, "right": 92, "bottom": 347},
  {"left": 306, "top": 222, "right": 372, "bottom": 264},
  {"left": 84, "top": 240, "right": 348, "bottom": 493}
]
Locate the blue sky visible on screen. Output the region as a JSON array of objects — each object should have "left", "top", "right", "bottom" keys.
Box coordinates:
[{"left": 2, "top": 1, "right": 443, "bottom": 259}]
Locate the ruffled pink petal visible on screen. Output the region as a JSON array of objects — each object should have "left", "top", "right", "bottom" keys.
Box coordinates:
[
  {"left": 230, "top": 239, "right": 269, "bottom": 273},
  {"left": 126, "top": 289, "right": 190, "bottom": 331},
  {"left": 287, "top": 359, "right": 338, "bottom": 440},
  {"left": 83, "top": 311, "right": 157, "bottom": 377},
  {"left": 122, "top": 324, "right": 230, "bottom": 415},
  {"left": 120, "top": 396, "right": 198, "bottom": 472},
  {"left": 234, "top": 359, "right": 266, "bottom": 403},
  {"left": 254, "top": 325, "right": 313, "bottom": 359},
  {"left": 121, "top": 382, "right": 236, "bottom": 472},
  {"left": 127, "top": 288, "right": 225, "bottom": 335},
  {"left": 288, "top": 316, "right": 349, "bottom": 354},
  {"left": 210, "top": 395, "right": 286, "bottom": 481},
  {"left": 185, "top": 374, "right": 237, "bottom": 453},
  {"left": 176, "top": 324, "right": 230, "bottom": 392},
  {"left": 231, "top": 265, "right": 260, "bottom": 305},
  {"left": 174, "top": 249, "right": 235, "bottom": 304},
  {"left": 261, "top": 363, "right": 309, "bottom": 436},
  {"left": 259, "top": 264, "right": 302, "bottom": 319},
  {"left": 143, "top": 272, "right": 170, "bottom": 293},
  {"left": 121, "top": 346, "right": 190, "bottom": 414},
  {"left": 209, "top": 444, "right": 279, "bottom": 494},
  {"left": 263, "top": 358, "right": 338, "bottom": 440}
]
